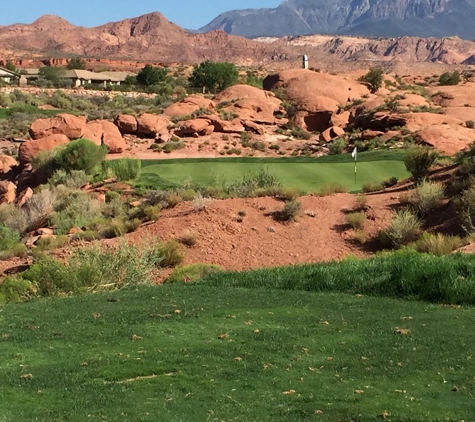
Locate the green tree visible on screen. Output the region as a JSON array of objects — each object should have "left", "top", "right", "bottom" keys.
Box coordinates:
[
  {"left": 4, "top": 61, "right": 18, "bottom": 73},
  {"left": 404, "top": 147, "right": 438, "bottom": 184},
  {"left": 439, "top": 71, "right": 461, "bottom": 86},
  {"left": 136, "top": 65, "right": 168, "bottom": 86},
  {"left": 189, "top": 61, "right": 239, "bottom": 92},
  {"left": 67, "top": 58, "right": 86, "bottom": 70},
  {"left": 38, "top": 66, "right": 67, "bottom": 86},
  {"left": 359, "top": 67, "right": 384, "bottom": 94}
]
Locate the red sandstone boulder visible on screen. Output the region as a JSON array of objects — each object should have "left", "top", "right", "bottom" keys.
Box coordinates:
[
  {"left": 0, "top": 154, "right": 18, "bottom": 175},
  {"left": 115, "top": 114, "right": 138, "bottom": 135},
  {"left": 19, "top": 134, "right": 70, "bottom": 165},
  {"left": 136, "top": 114, "right": 170, "bottom": 141},
  {"left": 29, "top": 114, "right": 87, "bottom": 140},
  {"left": 102, "top": 132, "right": 126, "bottom": 154},
  {"left": 0, "top": 181, "right": 16, "bottom": 204},
  {"left": 175, "top": 119, "right": 214, "bottom": 137},
  {"left": 16, "top": 187, "right": 33, "bottom": 207},
  {"left": 320, "top": 126, "right": 346, "bottom": 143},
  {"left": 210, "top": 117, "right": 245, "bottom": 133},
  {"left": 164, "top": 96, "right": 216, "bottom": 117}
]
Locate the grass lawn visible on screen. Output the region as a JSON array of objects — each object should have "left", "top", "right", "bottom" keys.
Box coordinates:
[
  {"left": 1, "top": 284, "right": 474, "bottom": 421},
  {"left": 138, "top": 150, "right": 409, "bottom": 192}
]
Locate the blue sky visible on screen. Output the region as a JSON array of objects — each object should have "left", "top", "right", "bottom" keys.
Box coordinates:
[{"left": 0, "top": 0, "right": 283, "bottom": 29}]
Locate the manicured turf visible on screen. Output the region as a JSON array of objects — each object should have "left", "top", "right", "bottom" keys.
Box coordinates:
[
  {"left": 138, "top": 150, "right": 409, "bottom": 192},
  {"left": 0, "top": 285, "right": 474, "bottom": 421}
]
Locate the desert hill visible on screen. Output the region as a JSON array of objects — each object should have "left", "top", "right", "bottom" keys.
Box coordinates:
[
  {"left": 200, "top": 0, "right": 475, "bottom": 39},
  {"left": 1, "top": 12, "right": 475, "bottom": 69}
]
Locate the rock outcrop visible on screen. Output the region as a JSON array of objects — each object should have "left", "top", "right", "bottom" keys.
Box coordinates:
[
  {"left": 0, "top": 181, "right": 16, "bottom": 204},
  {"left": 0, "top": 155, "right": 18, "bottom": 175},
  {"left": 29, "top": 114, "right": 87, "bottom": 140},
  {"left": 19, "top": 134, "right": 70, "bottom": 165},
  {"left": 164, "top": 96, "right": 216, "bottom": 118},
  {"left": 136, "top": 114, "right": 171, "bottom": 141}
]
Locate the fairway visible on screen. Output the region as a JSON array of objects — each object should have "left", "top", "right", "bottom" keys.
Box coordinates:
[
  {"left": 0, "top": 285, "right": 474, "bottom": 421},
  {"left": 138, "top": 151, "right": 409, "bottom": 192}
]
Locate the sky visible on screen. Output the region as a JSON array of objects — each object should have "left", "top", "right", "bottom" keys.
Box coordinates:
[{"left": 0, "top": 0, "right": 283, "bottom": 29}]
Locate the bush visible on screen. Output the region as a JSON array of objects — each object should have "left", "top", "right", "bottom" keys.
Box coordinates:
[
  {"left": 290, "top": 127, "right": 312, "bottom": 140},
  {"left": 382, "top": 177, "right": 399, "bottom": 188},
  {"left": 358, "top": 67, "right": 384, "bottom": 93},
  {"left": 177, "top": 230, "right": 198, "bottom": 247},
  {"left": 273, "top": 200, "right": 302, "bottom": 222},
  {"left": 0, "top": 224, "right": 21, "bottom": 252},
  {"left": 466, "top": 120, "right": 475, "bottom": 129},
  {"left": 48, "top": 169, "right": 90, "bottom": 189},
  {"left": 354, "top": 195, "right": 368, "bottom": 211},
  {"left": 328, "top": 138, "right": 347, "bottom": 155},
  {"left": 163, "top": 141, "right": 185, "bottom": 154},
  {"left": 411, "top": 233, "right": 463, "bottom": 256},
  {"left": 0, "top": 276, "right": 34, "bottom": 304},
  {"left": 409, "top": 180, "right": 444, "bottom": 215},
  {"left": 460, "top": 181, "right": 475, "bottom": 233},
  {"left": 188, "top": 61, "right": 238, "bottom": 92},
  {"left": 362, "top": 182, "right": 383, "bottom": 193},
  {"left": 165, "top": 264, "right": 224, "bottom": 284},
  {"left": 102, "top": 158, "right": 141, "bottom": 181},
  {"left": 315, "top": 183, "right": 348, "bottom": 196},
  {"left": 439, "top": 71, "right": 461, "bottom": 86},
  {"left": 404, "top": 147, "right": 438, "bottom": 184},
  {"left": 346, "top": 211, "right": 366, "bottom": 230},
  {"left": 54, "top": 138, "right": 107, "bottom": 175},
  {"left": 379, "top": 209, "right": 421, "bottom": 249},
  {"left": 157, "top": 240, "right": 184, "bottom": 268}
]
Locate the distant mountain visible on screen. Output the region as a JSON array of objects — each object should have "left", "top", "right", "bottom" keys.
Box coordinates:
[{"left": 200, "top": 0, "right": 475, "bottom": 39}]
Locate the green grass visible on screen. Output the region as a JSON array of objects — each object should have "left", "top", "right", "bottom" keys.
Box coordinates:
[
  {"left": 1, "top": 284, "right": 474, "bottom": 421},
  {"left": 137, "top": 150, "right": 409, "bottom": 193}
]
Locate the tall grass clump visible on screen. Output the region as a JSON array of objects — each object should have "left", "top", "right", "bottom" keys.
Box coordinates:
[
  {"left": 102, "top": 158, "right": 141, "bottom": 181},
  {"left": 409, "top": 180, "right": 444, "bottom": 215},
  {"left": 346, "top": 211, "right": 366, "bottom": 230},
  {"left": 379, "top": 209, "right": 421, "bottom": 248},
  {"left": 410, "top": 232, "right": 464, "bottom": 256},
  {"left": 165, "top": 263, "right": 224, "bottom": 284},
  {"left": 198, "top": 250, "right": 475, "bottom": 305}
]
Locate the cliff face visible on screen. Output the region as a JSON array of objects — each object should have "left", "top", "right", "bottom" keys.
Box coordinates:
[{"left": 200, "top": 0, "right": 475, "bottom": 39}]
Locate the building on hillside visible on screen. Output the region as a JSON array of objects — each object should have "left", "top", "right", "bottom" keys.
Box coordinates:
[
  {"left": 0, "top": 67, "right": 27, "bottom": 86},
  {"left": 64, "top": 70, "right": 135, "bottom": 88}
]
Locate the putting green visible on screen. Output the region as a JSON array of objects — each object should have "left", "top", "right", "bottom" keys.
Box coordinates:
[{"left": 138, "top": 151, "right": 409, "bottom": 192}]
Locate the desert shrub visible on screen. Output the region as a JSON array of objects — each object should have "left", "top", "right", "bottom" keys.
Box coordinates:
[
  {"left": 31, "top": 148, "right": 59, "bottom": 173},
  {"left": 0, "top": 224, "right": 21, "bottom": 252},
  {"left": 51, "top": 191, "right": 103, "bottom": 235},
  {"left": 328, "top": 138, "right": 347, "bottom": 155},
  {"left": 466, "top": 120, "right": 475, "bottom": 129},
  {"left": 72, "top": 230, "right": 100, "bottom": 242},
  {"left": 102, "top": 195, "right": 125, "bottom": 219},
  {"left": 142, "top": 205, "right": 161, "bottom": 221},
  {"left": 102, "top": 158, "right": 141, "bottom": 181},
  {"left": 273, "top": 200, "right": 302, "bottom": 222},
  {"left": 157, "top": 240, "right": 184, "bottom": 268},
  {"left": 359, "top": 67, "right": 384, "bottom": 93},
  {"left": 346, "top": 211, "right": 366, "bottom": 230},
  {"left": 192, "top": 193, "right": 211, "bottom": 212},
  {"left": 249, "top": 141, "right": 266, "bottom": 151},
  {"left": 163, "top": 141, "right": 185, "bottom": 153},
  {"left": 362, "top": 182, "right": 383, "bottom": 193},
  {"left": 460, "top": 181, "right": 475, "bottom": 233},
  {"left": 410, "top": 232, "right": 463, "bottom": 256},
  {"left": 379, "top": 209, "right": 421, "bottom": 249},
  {"left": 54, "top": 138, "right": 107, "bottom": 175},
  {"left": 0, "top": 276, "right": 35, "bottom": 304},
  {"left": 98, "top": 217, "right": 127, "bottom": 239},
  {"left": 456, "top": 142, "right": 475, "bottom": 175},
  {"left": 351, "top": 230, "right": 368, "bottom": 245},
  {"left": 290, "top": 127, "right": 311, "bottom": 140},
  {"left": 240, "top": 131, "right": 252, "bottom": 144},
  {"left": 177, "top": 230, "right": 198, "bottom": 247},
  {"left": 382, "top": 177, "right": 399, "bottom": 188},
  {"left": 125, "top": 218, "right": 142, "bottom": 233},
  {"left": 354, "top": 195, "right": 368, "bottom": 211},
  {"left": 36, "top": 235, "right": 69, "bottom": 251},
  {"left": 404, "top": 147, "right": 438, "bottom": 184},
  {"left": 165, "top": 263, "right": 224, "bottom": 284},
  {"left": 409, "top": 180, "right": 444, "bottom": 215},
  {"left": 48, "top": 169, "right": 90, "bottom": 189},
  {"left": 276, "top": 187, "right": 301, "bottom": 201},
  {"left": 439, "top": 71, "right": 461, "bottom": 86},
  {"left": 315, "top": 183, "right": 348, "bottom": 196}
]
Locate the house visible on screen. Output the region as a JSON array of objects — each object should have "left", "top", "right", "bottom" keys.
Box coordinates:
[
  {"left": 0, "top": 67, "right": 27, "bottom": 86},
  {"left": 64, "top": 70, "right": 134, "bottom": 88}
]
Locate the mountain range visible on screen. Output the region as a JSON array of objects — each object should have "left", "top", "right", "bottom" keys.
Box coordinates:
[{"left": 200, "top": 0, "right": 475, "bottom": 39}]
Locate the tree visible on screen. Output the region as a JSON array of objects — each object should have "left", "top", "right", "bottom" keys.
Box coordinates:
[
  {"left": 67, "top": 58, "right": 86, "bottom": 70},
  {"left": 189, "top": 61, "right": 239, "bottom": 92},
  {"left": 38, "top": 66, "right": 66, "bottom": 86},
  {"left": 439, "top": 71, "right": 461, "bottom": 86},
  {"left": 136, "top": 65, "right": 168, "bottom": 86},
  {"left": 359, "top": 67, "right": 384, "bottom": 94},
  {"left": 4, "top": 61, "right": 17, "bottom": 73}
]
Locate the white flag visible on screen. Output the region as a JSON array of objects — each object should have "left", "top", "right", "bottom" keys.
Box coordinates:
[{"left": 351, "top": 147, "right": 357, "bottom": 159}]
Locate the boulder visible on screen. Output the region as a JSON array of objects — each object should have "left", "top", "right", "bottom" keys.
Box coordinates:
[
  {"left": 29, "top": 114, "right": 87, "bottom": 140},
  {"left": 136, "top": 114, "right": 171, "bottom": 141},
  {"left": 214, "top": 84, "right": 281, "bottom": 124},
  {"left": 242, "top": 120, "right": 265, "bottom": 135},
  {"left": 102, "top": 132, "right": 126, "bottom": 154},
  {"left": 362, "top": 130, "right": 385, "bottom": 140},
  {"left": 330, "top": 111, "right": 351, "bottom": 128},
  {"left": 16, "top": 187, "right": 33, "bottom": 207},
  {"left": 352, "top": 112, "right": 407, "bottom": 132},
  {"left": 416, "top": 125, "right": 475, "bottom": 156},
  {"left": 210, "top": 118, "right": 245, "bottom": 134},
  {"left": 175, "top": 119, "right": 214, "bottom": 137},
  {"left": 404, "top": 113, "right": 463, "bottom": 132},
  {"left": 115, "top": 114, "right": 138, "bottom": 135},
  {"left": 163, "top": 95, "right": 216, "bottom": 118},
  {"left": 19, "top": 134, "right": 70, "bottom": 165},
  {"left": 0, "top": 154, "right": 18, "bottom": 175},
  {"left": 0, "top": 181, "right": 16, "bottom": 204},
  {"left": 82, "top": 121, "right": 105, "bottom": 146},
  {"left": 320, "top": 126, "right": 346, "bottom": 143}
]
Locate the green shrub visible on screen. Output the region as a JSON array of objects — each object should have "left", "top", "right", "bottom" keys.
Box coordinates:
[
  {"left": 166, "top": 263, "right": 224, "bottom": 284},
  {"left": 102, "top": 158, "right": 141, "bottom": 181},
  {"left": 328, "top": 138, "right": 347, "bottom": 155},
  {"left": 404, "top": 147, "right": 438, "bottom": 184},
  {"left": 358, "top": 67, "right": 384, "bottom": 93},
  {"left": 163, "top": 141, "right": 185, "bottom": 153},
  {"left": 0, "top": 276, "right": 34, "bottom": 303},
  {"left": 290, "top": 127, "right": 311, "bottom": 140},
  {"left": 0, "top": 224, "right": 21, "bottom": 252},
  {"left": 439, "top": 71, "right": 461, "bottom": 86},
  {"left": 362, "top": 182, "right": 383, "bottom": 193},
  {"left": 382, "top": 177, "right": 399, "bottom": 188},
  {"left": 48, "top": 169, "right": 90, "bottom": 189},
  {"left": 346, "top": 211, "right": 366, "bottom": 230},
  {"left": 54, "top": 138, "right": 107, "bottom": 174},
  {"left": 409, "top": 180, "right": 444, "bottom": 215},
  {"left": 460, "top": 181, "right": 475, "bottom": 233},
  {"left": 273, "top": 200, "right": 302, "bottom": 222},
  {"left": 354, "top": 195, "right": 368, "bottom": 211},
  {"left": 379, "top": 209, "right": 421, "bottom": 249},
  {"left": 142, "top": 205, "right": 161, "bottom": 221},
  {"left": 315, "top": 183, "right": 348, "bottom": 196},
  {"left": 410, "top": 233, "right": 463, "bottom": 256},
  {"left": 466, "top": 120, "right": 475, "bottom": 129},
  {"left": 157, "top": 240, "right": 184, "bottom": 268}
]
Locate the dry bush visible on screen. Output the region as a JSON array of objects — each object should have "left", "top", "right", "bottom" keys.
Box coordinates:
[
  {"left": 409, "top": 180, "right": 444, "bottom": 215},
  {"left": 354, "top": 195, "right": 368, "bottom": 211},
  {"left": 411, "top": 232, "right": 464, "bottom": 256},
  {"left": 379, "top": 209, "right": 421, "bottom": 249},
  {"left": 351, "top": 230, "right": 368, "bottom": 245},
  {"left": 315, "top": 183, "right": 348, "bottom": 197},
  {"left": 346, "top": 211, "right": 366, "bottom": 230},
  {"left": 192, "top": 193, "right": 211, "bottom": 212},
  {"left": 178, "top": 230, "right": 198, "bottom": 248}
]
